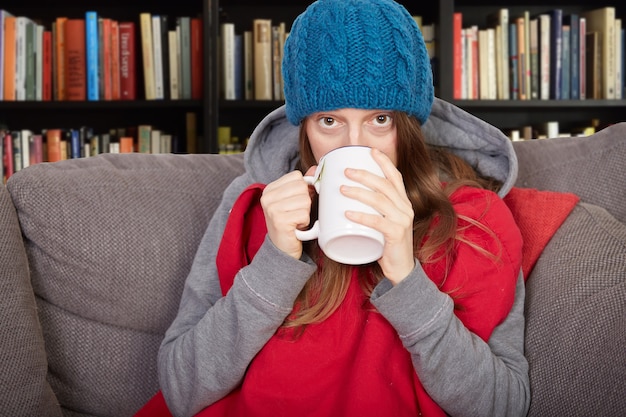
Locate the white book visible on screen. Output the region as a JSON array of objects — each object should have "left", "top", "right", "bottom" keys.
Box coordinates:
[
  {"left": 21, "top": 129, "right": 31, "bottom": 168},
  {"left": 478, "top": 29, "right": 489, "bottom": 99},
  {"left": 150, "top": 129, "right": 161, "bottom": 154},
  {"left": 487, "top": 28, "right": 497, "bottom": 99},
  {"left": 221, "top": 23, "right": 236, "bottom": 100},
  {"left": 139, "top": 13, "right": 156, "bottom": 100},
  {"left": 160, "top": 133, "right": 172, "bottom": 153},
  {"left": 151, "top": 15, "right": 164, "bottom": 99},
  {"left": 15, "top": 16, "right": 28, "bottom": 101},
  {"left": 109, "top": 142, "right": 120, "bottom": 153},
  {"left": 615, "top": 18, "right": 622, "bottom": 99},
  {"left": 168, "top": 30, "right": 179, "bottom": 99},
  {"left": 35, "top": 24, "right": 43, "bottom": 101}
]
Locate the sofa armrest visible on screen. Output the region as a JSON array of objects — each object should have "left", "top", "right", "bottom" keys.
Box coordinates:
[
  {"left": 6, "top": 152, "right": 245, "bottom": 416},
  {"left": 0, "top": 184, "right": 61, "bottom": 416}
]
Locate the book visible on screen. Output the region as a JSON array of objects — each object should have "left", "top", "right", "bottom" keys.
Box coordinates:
[
  {"left": 120, "top": 136, "right": 133, "bottom": 153},
  {"left": 523, "top": 11, "right": 531, "bottom": 100},
  {"left": 15, "top": 17, "right": 28, "bottom": 101},
  {"left": 29, "top": 134, "right": 43, "bottom": 165},
  {"left": 159, "top": 15, "right": 170, "bottom": 100},
  {"left": 177, "top": 16, "right": 191, "bottom": 99},
  {"left": 110, "top": 20, "right": 121, "bottom": 100},
  {"left": 561, "top": 25, "right": 571, "bottom": 100},
  {"left": 538, "top": 15, "right": 551, "bottom": 100},
  {"left": 3, "top": 133, "right": 14, "bottom": 180},
  {"left": 139, "top": 13, "right": 156, "bottom": 100},
  {"left": 55, "top": 17, "right": 68, "bottom": 100},
  {"left": 20, "top": 129, "right": 31, "bottom": 169},
  {"left": 190, "top": 17, "right": 203, "bottom": 100},
  {"left": 516, "top": 17, "right": 527, "bottom": 100},
  {"left": 272, "top": 23, "right": 286, "bottom": 101},
  {"left": 243, "top": 30, "right": 253, "bottom": 100},
  {"left": 42, "top": 30, "right": 52, "bottom": 100},
  {"left": 548, "top": 9, "right": 563, "bottom": 100},
  {"left": 0, "top": 10, "right": 14, "bottom": 100},
  {"left": 118, "top": 22, "right": 136, "bottom": 100},
  {"left": 529, "top": 18, "right": 539, "bottom": 100},
  {"left": 85, "top": 11, "right": 99, "bottom": 101},
  {"left": 137, "top": 124, "right": 152, "bottom": 153},
  {"left": 168, "top": 30, "right": 179, "bottom": 99},
  {"left": 487, "top": 8, "right": 510, "bottom": 100},
  {"left": 221, "top": 23, "right": 236, "bottom": 100},
  {"left": 615, "top": 18, "right": 622, "bottom": 100},
  {"left": 509, "top": 22, "right": 519, "bottom": 100},
  {"left": 150, "top": 129, "right": 161, "bottom": 153},
  {"left": 46, "top": 129, "right": 62, "bottom": 162},
  {"left": 3, "top": 16, "right": 16, "bottom": 100},
  {"left": 35, "top": 24, "right": 43, "bottom": 101},
  {"left": 64, "top": 19, "right": 86, "bottom": 100},
  {"left": 565, "top": 14, "right": 580, "bottom": 99},
  {"left": 100, "top": 18, "right": 113, "bottom": 100},
  {"left": 151, "top": 15, "right": 164, "bottom": 99},
  {"left": 253, "top": 19, "right": 272, "bottom": 100},
  {"left": 579, "top": 17, "right": 586, "bottom": 100},
  {"left": 24, "top": 19, "right": 36, "bottom": 101},
  {"left": 581, "top": 7, "right": 616, "bottom": 99},
  {"left": 452, "top": 12, "right": 463, "bottom": 99},
  {"left": 234, "top": 34, "right": 243, "bottom": 100}
]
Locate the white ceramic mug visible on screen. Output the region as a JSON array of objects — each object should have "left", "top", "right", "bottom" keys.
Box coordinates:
[{"left": 295, "top": 146, "right": 385, "bottom": 265}]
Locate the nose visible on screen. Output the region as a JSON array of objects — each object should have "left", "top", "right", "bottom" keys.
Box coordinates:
[{"left": 347, "top": 124, "right": 367, "bottom": 146}]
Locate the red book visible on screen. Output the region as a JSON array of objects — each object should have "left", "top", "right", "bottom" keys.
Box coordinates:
[
  {"left": 101, "top": 18, "right": 113, "bottom": 100},
  {"left": 42, "top": 30, "right": 52, "bottom": 101},
  {"left": 119, "top": 21, "right": 136, "bottom": 100},
  {"left": 111, "top": 20, "right": 121, "bottom": 100},
  {"left": 190, "top": 17, "right": 203, "bottom": 99},
  {"left": 64, "top": 19, "right": 86, "bottom": 100},
  {"left": 4, "top": 133, "right": 14, "bottom": 180},
  {"left": 452, "top": 12, "right": 463, "bottom": 99}
]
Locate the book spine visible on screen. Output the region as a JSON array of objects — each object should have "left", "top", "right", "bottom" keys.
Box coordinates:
[
  {"left": 549, "top": 9, "right": 563, "bottom": 100},
  {"left": 139, "top": 13, "right": 155, "bottom": 100},
  {"left": 253, "top": 19, "right": 272, "bottom": 100},
  {"left": 110, "top": 20, "right": 121, "bottom": 100},
  {"left": 221, "top": 23, "right": 236, "bottom": 100},
  {"left": 118, "top": 22, "right": 136, "bottom": 100},
  {"left": 190, "top": 17, "right": 203, "bottom": 100},
  {"left": 561, "top": 26, "right": 571, "bottom": 100},
  {"left": 55, "top": 17, "right": 67, "bottom": 100},
  {"left": 538, "top": 15, "right": 551, "bottom": 100},
  {"left": 85, "top": 11, "right": 99, "bottom": 100},
  {"left": 3, "top": 16, "right": 16, "bottom": 100},
  {"left": 509, "top": 22, "right": 518, "bottom": 100},
  {"left": 568, "top": 15, "right": 580, "bottom": 99},
  {"left": 178, "top": 17, "right": 191, "bottom": 100},
  {"left": 159, "top": 15, "right": 170, "bottom": 100},
  {"left": 579, "top": 18, "right": 586, "bottom": 100},
  {"left": 168, "top": 30, "right": 179, "bottom": 99},
  {"left": 452, "top": 13, "right": 463, "bottom": 99},
  {"left": 64, "top": 19, "right": 86, "bottom": 101},
  {"left": 151, "top": 15, "right": 164, "bottom": 99}
]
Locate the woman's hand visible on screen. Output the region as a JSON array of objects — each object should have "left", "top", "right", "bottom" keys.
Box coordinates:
[
  {"left": 260, "top": 169, "right": 315, "bottom": 260},
  {"left": 342, "top": 148, "right": 415, "bottom": 284}
]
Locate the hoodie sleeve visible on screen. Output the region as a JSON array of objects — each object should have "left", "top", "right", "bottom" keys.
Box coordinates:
[
  {"left": 371, "top": 187, "right": 530, "bottom": 417},
  {"left": 157, "top": 173, "right": 316, "bottom": 417}
]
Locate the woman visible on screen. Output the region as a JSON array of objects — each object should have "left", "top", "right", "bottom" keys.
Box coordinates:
[{"left": 157, "top": 0, "right": 530, "bottom": 416}]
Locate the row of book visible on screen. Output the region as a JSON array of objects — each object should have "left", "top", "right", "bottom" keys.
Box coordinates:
[
  {"left": 0, "top": 124, "right": 190, "bottom": 183},
  {"left": 453, "top": 6, "right": 624, "bottom": 101},
  {"left": 505, "top": 119, "right": 601, "bottom": 141},
  {"left": 0, "top": 9, "right": 203, "bottom": 102},
  {"left": 218, "top": 16, "right": 436, "bottom": 101}
]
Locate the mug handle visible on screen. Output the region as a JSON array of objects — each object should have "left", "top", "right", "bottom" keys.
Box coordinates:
[{"left": 294, "top": 176, "right": 319, "bottom": 241}]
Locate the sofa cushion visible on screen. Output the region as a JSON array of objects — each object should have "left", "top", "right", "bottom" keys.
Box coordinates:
[
  {"left": 0, "top": 185, "right": 62, "bottom": 416},
  {"left": 513, "top": 122, "right": 626, "bottom": 223},
  {"left": 7, "top": 152, "right": 245, "bottom": 417},
  {"left": 524, "top": 202, "right": 626, "bottom": 416}
]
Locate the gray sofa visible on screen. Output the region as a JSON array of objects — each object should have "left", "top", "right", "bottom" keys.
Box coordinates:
[{"left": 1, "top": 122, "right": 625, "bottom": 417}]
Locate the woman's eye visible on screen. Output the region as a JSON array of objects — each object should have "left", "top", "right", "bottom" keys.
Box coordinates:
[
  {"left": 374, "top": 114, "right": 392, "bottom": 125},
  {"left": 319, "top": 117, "right": 336, "bottom": 127}
]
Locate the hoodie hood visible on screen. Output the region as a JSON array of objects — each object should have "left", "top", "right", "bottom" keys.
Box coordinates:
[{"left": 242, "top": 98, "right": 518, "bottom": 197}]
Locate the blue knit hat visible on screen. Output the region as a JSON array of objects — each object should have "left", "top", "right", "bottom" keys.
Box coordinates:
[{"left": 282, "top": 0, "right": 434, "bottom": 126}]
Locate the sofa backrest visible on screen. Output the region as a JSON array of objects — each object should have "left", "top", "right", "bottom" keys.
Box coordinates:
[
  {"left": 6, "top": 152, "right": 245, "bottom": 416},
  {"left": 513, "top": 123, "right": 626, "bottom": 417}
]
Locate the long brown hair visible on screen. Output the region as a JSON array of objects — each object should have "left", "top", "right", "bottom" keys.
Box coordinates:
[{"left": 284, "top": 112, "right": 502, "bottom": 329}]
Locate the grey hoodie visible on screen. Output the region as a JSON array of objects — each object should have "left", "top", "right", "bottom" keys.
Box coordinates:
[{"left": 158, "top": 99, "right": 530, "bottom": 417}]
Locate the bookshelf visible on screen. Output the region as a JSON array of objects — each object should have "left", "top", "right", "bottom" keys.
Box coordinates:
[
  {"left": 212, "top": 0, "right": 625, "bottom": 147},
  {"left": 0, "top": 0, "right": 205, "bottom": 155},
  {"left": 1, "top": 0, "right": 624, "bottom": 161}
]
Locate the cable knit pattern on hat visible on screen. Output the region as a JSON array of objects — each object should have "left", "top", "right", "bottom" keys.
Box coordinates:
[{"left": 283, "top": 0, "right": 434, "bottom": 125}]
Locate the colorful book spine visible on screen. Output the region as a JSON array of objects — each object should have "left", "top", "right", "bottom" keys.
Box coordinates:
[
  {"left": 509, "top": 22, "right": 519, "bottom": 100},
  {"left": 85, "top": 11, "right": 99, "bottom": 100},
  {"left": 549, "top": 9, "right": 563, "bottom": 100}
]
